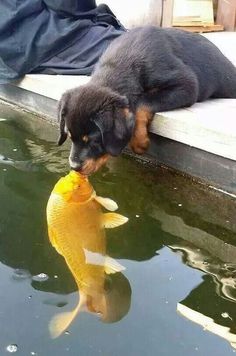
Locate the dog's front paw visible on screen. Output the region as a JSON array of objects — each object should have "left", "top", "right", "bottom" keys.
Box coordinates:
[{"left": 129, "top": 133, "right": 150, "bottom": 154}]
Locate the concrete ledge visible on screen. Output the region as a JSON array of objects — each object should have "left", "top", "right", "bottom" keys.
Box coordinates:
[
  {"left": 151, "top": 100, "right": 236, "bottom": 161},
  {"left": 147, "top": 134, "right": 236, "bottom": 196},
  {"left": 13, "top": 74, "right": 90, "bottom": 101},
  {"left": 0, "top": 83, "right": 58, "bottom": 121}
]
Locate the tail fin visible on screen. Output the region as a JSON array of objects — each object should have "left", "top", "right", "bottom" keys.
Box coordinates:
[
  {"left": 49, "top": 294, "right": 86, "bottom": 338},
  {"left": 49, "top": 309, "right": 78, "bottom": 339}
]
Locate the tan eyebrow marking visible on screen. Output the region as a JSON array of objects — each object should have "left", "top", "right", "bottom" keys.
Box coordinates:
[{"left": 82, "top": 135, "right": 89, "bottom": 143}]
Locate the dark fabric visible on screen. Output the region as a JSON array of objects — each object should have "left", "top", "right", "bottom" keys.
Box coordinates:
[
  {"left": 32, "top": 24, "right": 123, "bottom": 76},
  {"left": 0, "top": 1, "right": 125, "bottom": 84}
]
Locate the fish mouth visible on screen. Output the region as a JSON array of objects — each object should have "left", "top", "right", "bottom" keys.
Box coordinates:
[{"left": 80, "top": 155, "right": 110, "bottom": 175}]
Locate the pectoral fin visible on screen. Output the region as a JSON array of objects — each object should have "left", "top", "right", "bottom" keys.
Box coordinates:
[
  {"left": 104, "top": 256, "right": 126, "bottom": 274},
  {"left": 102, "top": 213, "right": 128, "bottom": 228},
  {"left": 83, "top": 248, "right": 125, "bottom": 274},
  {"left": 95, "top": 196, "right": 118, "bottom": 211},
  {"left": 84, "top": 248, "right": 105, "bottom": 266}
]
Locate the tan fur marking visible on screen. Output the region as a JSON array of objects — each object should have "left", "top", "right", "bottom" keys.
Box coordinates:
[
  {"left": 81, "top": 154, "right": 110, "bottom": 175},
  {"left": 82, "top": 135, "right": 89, "bottom": 143},
  {"left": 130, "top": 106, "right": 153, "bottom": 154}
]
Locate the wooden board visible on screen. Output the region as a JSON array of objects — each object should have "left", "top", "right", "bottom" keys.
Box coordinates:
[
  {"left": 162, "top": 0, "right": 174, "bottom": 27},
  {"left": 174, "top": 20, "right": 214, "bottom": 27},
  {"left": 216, "top": 0, "right": 236, "bottom": 31},
  {"left": 174, "top": 24, "right": 224, "bottom": 33},
  {"left": 173, "top": 0, "right": 214, "bottom": 26}
]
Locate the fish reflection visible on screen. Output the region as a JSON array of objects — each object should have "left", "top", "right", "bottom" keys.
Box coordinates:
[{"left": 46, "top": 171, "right": 129, "bottom": 338}]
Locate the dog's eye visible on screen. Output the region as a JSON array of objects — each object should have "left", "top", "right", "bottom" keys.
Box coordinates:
[{"left": 82, "top": 135, "right": 89, "bottom": 143}]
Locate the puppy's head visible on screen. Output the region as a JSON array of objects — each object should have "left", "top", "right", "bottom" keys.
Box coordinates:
[{"left": 58, "top": 84, "right": 134, "bottom": 175}]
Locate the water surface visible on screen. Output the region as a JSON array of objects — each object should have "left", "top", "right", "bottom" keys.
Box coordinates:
[{"left": 1, "top": 104, "right": 236, "bottom": 355}]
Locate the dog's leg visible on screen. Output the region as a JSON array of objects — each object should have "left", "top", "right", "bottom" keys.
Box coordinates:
[
  {"left": 130, "top": 71, "right": 199, "bottom": 154},
  {"left": 129, "top": 106, "right": 153, "bottom": 154}
]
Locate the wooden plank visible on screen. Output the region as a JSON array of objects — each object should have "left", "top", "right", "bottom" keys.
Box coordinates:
[
  {"left": 173, "top": 0, "right": 214, "bottom": 26},
  {"left": 174, "top": 24, "right": 224, "bottom": 33},
  {"left": 174, "top": 21, "right": 217, "bottom": 27},
  {"left": 216, "top": 0, "right": 236, "bottom": 31},
  {"left": 162, "top": 0, "right": 174, "bottom": 27}
]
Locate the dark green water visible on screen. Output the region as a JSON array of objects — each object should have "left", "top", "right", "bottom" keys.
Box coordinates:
[{"left": 1, "top": 104, "right": 236, "bottom": 356}]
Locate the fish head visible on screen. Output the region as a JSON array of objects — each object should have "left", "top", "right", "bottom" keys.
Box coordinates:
[{"left": 53, "top": 170, "right": 94, "bottom": 203}]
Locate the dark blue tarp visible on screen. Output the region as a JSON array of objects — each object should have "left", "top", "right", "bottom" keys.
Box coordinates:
[{"left": 0, "top": 1, "right": 125, "bottom": 84}]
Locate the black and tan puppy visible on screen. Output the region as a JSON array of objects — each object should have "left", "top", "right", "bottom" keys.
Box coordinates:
[{"left": 58, "top": 26, "right": 236, "bottom": 174}]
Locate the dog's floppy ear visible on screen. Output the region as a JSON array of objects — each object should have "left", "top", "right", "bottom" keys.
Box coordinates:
[
  {"left": 57, "top": 97, "right": 68, "bottom": 146},
  {"left": 94, "top": 95, "right": 134, "bottom": 156}
]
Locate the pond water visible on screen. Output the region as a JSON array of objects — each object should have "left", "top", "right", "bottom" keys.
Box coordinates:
[{"left": 1, "top": 104, "right": 236, "bottom": 356}]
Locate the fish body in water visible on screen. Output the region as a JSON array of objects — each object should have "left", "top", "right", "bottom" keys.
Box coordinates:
[{"left": 46, "top": 171, "right": 128, "bottom": 338}]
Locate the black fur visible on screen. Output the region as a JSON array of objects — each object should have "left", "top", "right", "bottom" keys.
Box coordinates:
[
  {"left": 58, "top": 26, "right": 236, "bottom": 172},
  {"left": 58, "top": 84, "right": 134, "bottom": 171}
]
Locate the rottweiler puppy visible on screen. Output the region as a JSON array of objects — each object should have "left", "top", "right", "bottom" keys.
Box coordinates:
[{"left": 58, "top": 26, "right": 236, "bottom": 175}]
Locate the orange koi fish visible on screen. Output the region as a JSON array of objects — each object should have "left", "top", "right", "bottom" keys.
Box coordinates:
[{"left": 46, "top": 171, "right": 128, "bottom": 338}]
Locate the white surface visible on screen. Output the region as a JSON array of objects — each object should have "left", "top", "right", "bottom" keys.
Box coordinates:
[
  {"left": 13, "top": 74, "right": 90, "bottom": 101},
  {"left": 177, "top": 303, "right": 236, "bottom": 347},
  {"left": 96, "top": 0, "right": 162, "bottom": 27},
  {"left": 202, "top": 32, "right": 236, "bottom": 67},
  {"left": 151, "top": 99, "right": 236, "bottom": 160}
]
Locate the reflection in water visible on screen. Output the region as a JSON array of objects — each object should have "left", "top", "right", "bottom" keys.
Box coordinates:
[
  {"left": 0, "top": 116, "right": 68, "bottom": 174},
  {"left": 24, "top": 138, "right": 70, "bottom": 173},
  {"left": 150, "top": 202, "right": 236, "bottom": 350},
  {"left": 46, "top": 171, "right": 130, "bottom": 338},
  {"left": 0, "top": 153, "right": 37, "bottom": 172},
  {"left": 169, "top": 243, "right": 236, "bottom": 348},
  {"left": 177, "top": 303, "right": 236, "bottom": 349},
  {"left": 170, "top": 244, "right": 236, "bottom": 303}
]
